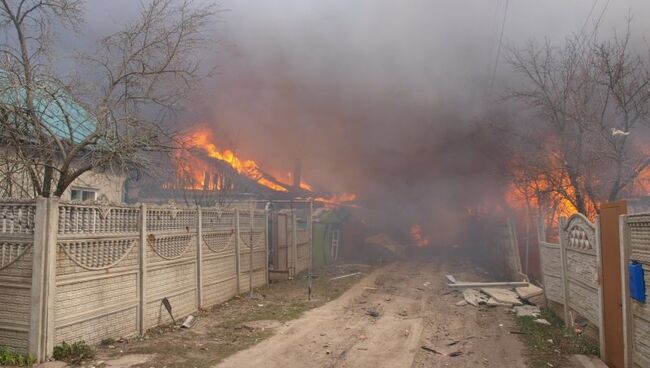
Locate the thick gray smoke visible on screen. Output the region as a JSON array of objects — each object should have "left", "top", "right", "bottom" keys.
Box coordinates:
[{"left": 71, "top": 1, "right": 650, "bottom": 244}]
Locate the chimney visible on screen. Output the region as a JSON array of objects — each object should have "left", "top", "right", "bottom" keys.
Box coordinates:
[{"left": 292, "top": 159, "right": 302, "bottom": 191}]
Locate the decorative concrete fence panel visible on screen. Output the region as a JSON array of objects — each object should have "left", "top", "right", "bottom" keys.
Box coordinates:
[
  {"left": 200, "top": 208, "right": 238, "bottom": 306},
  {"left": 620, "top": 213, "right": 650, "bottom": 368},
  {"left": 538, "top": 213, "right": 603, "bottom": 357},
  {"left": 539, "top": 239, "right": 564, "bottom": 303},
  {"left": 55, "top": 202, "right": 141, "bottom": 346},
  {"left": 0, "top": 198, "right": 277, "bottom": 362},
  {"left": 0, "top": 200, "right": 36, "bottom": 354},
  {"left": 144, "top": 205, "right": 198, "bottom": 329},
  {"left": 237, "top": 210, "right": 268, "bottom": 293},
  {"left": 559, "top": 214, "right": 602, "bottom": 328}
]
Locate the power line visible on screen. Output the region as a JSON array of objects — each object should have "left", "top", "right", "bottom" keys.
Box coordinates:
[
  {"left": 488, "top": 0, "right": 510, "bottom": 97},
  {"left": 484, "top": 0, "right": 503, "bottom": 89}
]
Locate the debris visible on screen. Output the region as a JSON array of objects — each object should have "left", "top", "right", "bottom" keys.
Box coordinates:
[
  {"left": 181, "top": 315, "right": 196, "bottom": 329},
  {"left": 534, "top": 318, "right": 551, "bottom": 326},
  {"left": 509, "top": 331, "right": 526, "bottom": 335},
  {"left": 513, "top": 305, "right": 541, "bottom": 318},
  {"left": 456, "top": 300, "right": 468, "bottom": 306},
  {"left": 448, "top": 351, "right": 463, "bottom": 357},
  {"left": 161, "top": 297, "right": 176, "bottom": 324},
  {"left": 446, "top": 274, "right": 457, "bottom": 284},
  {"left": 447, "top": 281, "right": 529, "bottom": 290},
  {"left": 420, "top": 345, "right": 444, "bottom": 355},
  {"left": 515, "top": 284, "right": 544, "bottom": 300},
  {"left": 423, "top": 281, "right": 431, "bottom": 287},
  {"left": 364, "top": 286, "right": 378, "bottom": 291},
  {"left": 486, "top": 298, "right": 512, "bottom": 307},
  {"left": 330, "top": 272, "right": 362, "bottom": 281},
  {"left": 481, "top": 288, "right": 523, "bottom": 306},
  {"left": 462, "top": 289, "right": 489, "bottom": 307},
  {"left": 446, "top": 340, "right": 460, "bottom": 346},
  {"left": 366, "top": 309, "right": 380, "bottom": 318},
  {"left": 398, "top": 310, "right": 408, "bottom": 317}
]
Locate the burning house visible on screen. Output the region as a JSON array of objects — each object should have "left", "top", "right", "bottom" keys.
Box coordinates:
[{"left": 126, "top": 128, "right": 351, "bottom": 206}]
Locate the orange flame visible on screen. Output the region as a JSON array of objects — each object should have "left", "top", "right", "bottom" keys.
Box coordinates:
[
  {"left": 410, "top": 224, "right": 430, "bottom": 247},
  {"left": 170, "top": 128, "right": 317, "bottom": 193}
]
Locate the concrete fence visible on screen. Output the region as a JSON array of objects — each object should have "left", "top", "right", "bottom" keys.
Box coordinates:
[
  {"left": 538, "top": 213, "right": 604, "bottom": 353},
  {"left": 0, "top": 198, "right": 270, "bottom": 361},
  {"left": 620, "top": 213, "right": 650, "bottom": 368}
]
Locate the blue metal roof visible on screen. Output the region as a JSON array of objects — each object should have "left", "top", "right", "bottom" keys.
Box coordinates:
[{"left": 0, "top": 70, "right": 97, "bottom": 143}]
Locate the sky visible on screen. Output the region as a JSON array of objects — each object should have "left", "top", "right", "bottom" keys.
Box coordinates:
[{"left": 63, "top": 0, "right": 650, "bottom": 242}]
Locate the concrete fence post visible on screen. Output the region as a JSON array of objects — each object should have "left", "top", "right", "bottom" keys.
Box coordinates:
[
  {"left": 235, "top": 208, "right": 240, "bottom": 294},
  {"left": 29, "top": 197, "right": 58, "bottom": 362},
  {"left": 249, "top": 203, "right": 254, "bottom": 296},
  {"left": 196, "top": 206, "right": 203, "bottom": 309},
  {"left": 308, "top": 200, "right": 313, "bottom": 299},
  {"left": 138, "top": 203, "right": 147, "bottom": 335},
  {"left": 264, "top": 205, "right": 270, "bottom": 285},
  {"left": 558, "top": 216, "right": 571, "bottom": 325}
]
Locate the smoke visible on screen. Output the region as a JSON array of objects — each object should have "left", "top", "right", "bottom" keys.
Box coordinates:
[{"left": 68, "top": 0, "right": 650, "bottom": 244}]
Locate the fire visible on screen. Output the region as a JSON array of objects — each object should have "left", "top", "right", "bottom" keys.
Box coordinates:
[
  {"left": 314, "top": 192, "right": 358, "bottom": 207},
  {"left": 173, "top": 128, "right": 315, "bottom": 193},
  {"left": 410, "top": 224, "right": 430, "bottom": 247}
]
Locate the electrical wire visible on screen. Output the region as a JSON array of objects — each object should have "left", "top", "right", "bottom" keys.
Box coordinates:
[{"left": 488, "top": 0, "right": 510, "bottom": 97}]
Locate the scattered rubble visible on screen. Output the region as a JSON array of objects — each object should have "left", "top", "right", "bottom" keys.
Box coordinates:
[
  {"left": 181, "top": 315, "right": 196, "bottom": 329},
  {"left": 534, "top": 318, "right": 551, "bottom": 326},
  {"left": 515, "top": 284, "right": 544, "bottom": 299},
  {"left": 480, "top": 288, "right": 524, "bottom": 306},
  {"left": 462, "top": 289, "right": 489, "bottom": 307}
]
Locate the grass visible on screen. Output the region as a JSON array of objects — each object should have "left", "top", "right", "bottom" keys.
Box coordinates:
[
  {"left": 515, "top": 307, "right": 599, "bottom": 368},
  {"left": 52, "top": 341, "right": 94, "bottom": 365},
  {"left": 0, "top": 347, "right": 36, "bottom": 366}
]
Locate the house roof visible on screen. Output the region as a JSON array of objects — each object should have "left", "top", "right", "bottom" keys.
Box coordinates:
[{"left": 0, "top": 70, "right": 97, "bottom": 143}]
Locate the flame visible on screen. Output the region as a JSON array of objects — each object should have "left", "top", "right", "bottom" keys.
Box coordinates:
[
  {"left": 410, "top": 224, "right": 430, "bottom": 247},
  {"left": 505, "top": 142, "right": 650, "bottom": 229},
  {"left": 313, "top": 192, "right": 358, "bottom": 207},
  {"left": 169, "top": 128, "right": 319, "bottom": 193}
]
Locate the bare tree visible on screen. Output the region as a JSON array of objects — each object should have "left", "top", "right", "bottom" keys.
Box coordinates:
[
  {"left": 0, "top": 0, "right": 215, "bottom": 198},
  {"left": 505, "top": 24, "right": 650, "bottom": 217}
]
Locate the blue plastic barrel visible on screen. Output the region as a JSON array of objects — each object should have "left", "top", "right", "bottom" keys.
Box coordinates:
[{"left": 630, "top": 261, "right": 646, "bottom": 303}]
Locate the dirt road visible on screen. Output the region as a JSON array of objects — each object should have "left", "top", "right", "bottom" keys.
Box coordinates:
[{"left": 217, "top": 260, "right": 527, "bottom": 368}]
